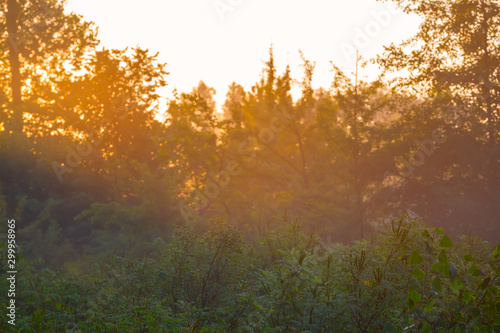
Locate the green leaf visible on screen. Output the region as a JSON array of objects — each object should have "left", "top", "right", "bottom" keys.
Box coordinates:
[
  {"left": 463, "top": 289, "right": 472, "bottom": 304},
  {"left": 450, "top": 279, "right": 463, "bottom": 295},
  {"left": 409, "top": 277, "right": 420, "bottom": 291},
  {"left": 493, "top": 242, "right": 500, "bottom": 260},
  {"left": 432, "top": 262, "right": 449, "bottom": 276},
  {"left": 434, "top": 227, "right": 444, "bottom": 235},
  {"left": 409, "top": 290, "right": 421, "bottom": 302},
  {"left": 438, "top": 250, "right": 448, "bottom": 264},
  {"left": 424, "top": 299, "right": 434, "bottom": 313},
  {"left": 412, "top": 267, "right": 426, "bottom": 282},
  {"left": 464, "top": 254, "right": 473, "bottom": 261},
  {"left": 439, "top": 235, "right": 453, "bottom": 248},
  {"left": 468, "top": 264, "right": 480, "bottom": 276},
  {"left": 406, "top": 297, "right": 416, "bottom": 310},
  {"left": 432, "top": 277, "right": 442, "bottom": 293},
  {"left": 409, "top": 250, "right": 424, "bottom": 265}
]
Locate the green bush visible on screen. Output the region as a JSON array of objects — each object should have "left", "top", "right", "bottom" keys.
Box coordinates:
[{"left": 1, "top": 214, "right": 499, "bottom": 332}]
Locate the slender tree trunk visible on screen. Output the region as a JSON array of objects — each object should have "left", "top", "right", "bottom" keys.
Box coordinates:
[
  {"left": 6, "top": 0, "right": 23, "bottom": 134},
  {"left": 479, "top": 0, "right": 498, "bottom": 235},
  {"left": 294, "top": 126, "right": 309, "bottom": 189},
  {"left": 480, "top": 0, "right": 495, "bottom": 148},
  {"left": 352, "top": 51, "right": 365, "bottom": 239}
]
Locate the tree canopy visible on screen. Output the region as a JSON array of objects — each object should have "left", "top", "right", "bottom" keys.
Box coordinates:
[{"left": 0, "top": 0, "right": 498, "bottom": 268}]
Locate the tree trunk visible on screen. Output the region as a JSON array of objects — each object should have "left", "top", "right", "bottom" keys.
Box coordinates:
[
  {"left": 352, "top": 51, "right": 365, "bottom": 239},
  {"left": 480, "top": 0, "right": 495, "bottom": 148},
  {"left": 6, "top": 0, "right": 23, "bottom": 134}
]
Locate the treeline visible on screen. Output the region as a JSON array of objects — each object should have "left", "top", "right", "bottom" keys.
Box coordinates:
[{"left": 0, "top": 0, "right": 499, "bottom": 271}]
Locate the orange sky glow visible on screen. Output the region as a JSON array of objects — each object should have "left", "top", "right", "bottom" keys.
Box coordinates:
[{"left": 64, "top": 0, "right": 422, "bottom": 112}]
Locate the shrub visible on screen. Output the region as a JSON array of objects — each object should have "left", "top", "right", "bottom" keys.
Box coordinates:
[{"left": 1, "top": 214, "right": 499, "bottom": 332}]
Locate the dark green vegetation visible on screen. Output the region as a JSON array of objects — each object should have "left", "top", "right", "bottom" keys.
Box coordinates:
[
  {"left": 0, "top": 215, "right": 499, "bottom": 332},
  {"left": 0, "top": 0, "right": 500, "bottom": 331}
]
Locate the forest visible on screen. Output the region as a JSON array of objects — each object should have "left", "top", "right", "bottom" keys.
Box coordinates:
[{"left": 0, "top": 0, "right": 499, "bottom": 331}]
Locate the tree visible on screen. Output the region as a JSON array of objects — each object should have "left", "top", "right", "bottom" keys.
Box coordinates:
[
  {"left": 1, "top": 0, "right": 98, "bottom": 135},
  {"left": 163, "top": 81, "right": 226, "bottom": 224},
  {"left": 379, "top": 0, "right": 500, "bottom": 144},
  {"left": 5, "top": 0, "right": 22, "bottom": 133},
  {"left": 378, "top": 0, "right": 500, "bottom": 239},
  {"left": 321, "top": 52, "right": 397, "bottom": 239},
  {"left": 220, "top": 49, "right": 314, "bottom": 230}
]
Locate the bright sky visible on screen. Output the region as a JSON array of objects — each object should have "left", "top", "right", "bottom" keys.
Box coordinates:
[{"left": 65, "top": 0, "right": 422, "bottom": 111}]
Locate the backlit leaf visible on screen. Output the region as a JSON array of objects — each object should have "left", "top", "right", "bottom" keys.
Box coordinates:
[
  {"left": 409, "top": 250, "right": 424, "bottom": 265},
  {"left": 432, "top": 277, "right": 442, "bottom": 293},
  {"left": 412, "top": 267, "right": 426, "bottom": 281},
  {"left": 409, "top": 290, "right": 421, "bottom": 302},
  {"left": 439, "top": 235, "right": 453, "bottom": 248},
  {"left": 438, "top": 250, "right": 448, "bottom": 264},
  {"left": 424, "top": 299, "right": 434, "bottom": 313}
]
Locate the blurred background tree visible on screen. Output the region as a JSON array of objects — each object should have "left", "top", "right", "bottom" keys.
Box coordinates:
[{"left": 0, "top": 0, "right": 498, "bottom": 272}]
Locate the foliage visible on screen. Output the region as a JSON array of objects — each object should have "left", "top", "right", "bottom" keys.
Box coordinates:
[
  {"left": 1, "top": 215, "right": 499, "bottom": 332},
  {"left": 0, "top": 0, "right": 500, "bottom": 331}
]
